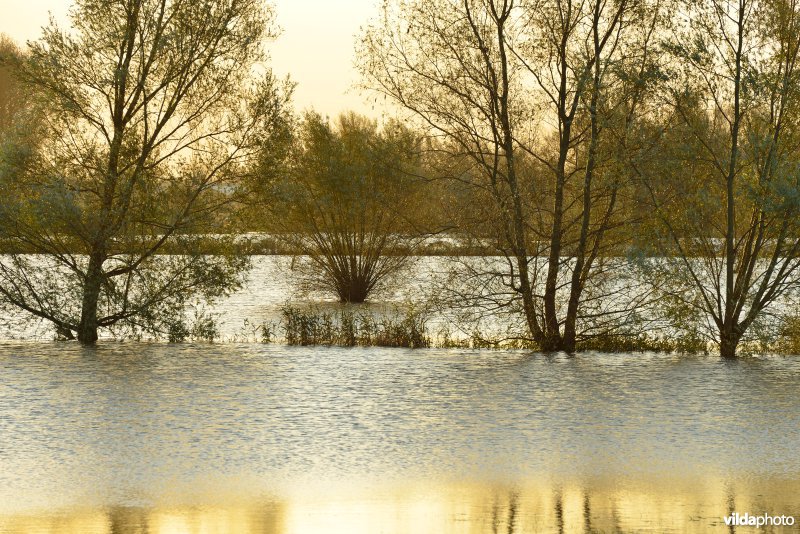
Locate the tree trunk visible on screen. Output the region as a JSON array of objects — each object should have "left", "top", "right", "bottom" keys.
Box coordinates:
[
  {"left": 719, "top": 327, "right": 741, "bottom": 359},
  {"left": 719, "top": 3, "right": 745, "bottom": 361},
  {"left": 539, "top": 331, "right": 569, "bottom": 352},
  {"left": 561, "top": 329, "right": 576, "bottom": 353},
  {"left": 563, "top": 10, "right": 603, "bottom": 357},
  {"left": 544, "top": 165, "right": 566, "bottom": 344},
  {"left": 77, "top": 254, "right": 104, "bottom": 344}
]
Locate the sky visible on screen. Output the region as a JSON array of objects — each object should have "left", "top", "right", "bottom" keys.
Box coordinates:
[{"left": 0, "top": 0, "right": 385, "bottom": 117}]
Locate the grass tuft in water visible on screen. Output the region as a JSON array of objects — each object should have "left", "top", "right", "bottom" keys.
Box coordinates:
[{"left": 281, "top": 305, "right": 430, "bottom": 348}]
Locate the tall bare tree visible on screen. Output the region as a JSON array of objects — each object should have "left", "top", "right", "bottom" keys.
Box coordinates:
[
  {"left": 0, "top": 0, "right": 291, "bottom": 343},
  {"left": 639, "top": 0, "right": 800, "bottom": 357},
  {"left": 360, "top": 0, "right": 660, "bottom": 350}
]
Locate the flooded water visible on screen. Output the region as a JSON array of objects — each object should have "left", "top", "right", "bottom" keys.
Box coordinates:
[
  {"left": 0, "top": 256, "right": 444, "bottom": 342},
  {"left": 2, "top": 343, "right": 800, "bottom": 532},
  {"left": 2, "top": 255, "right": 574, "bottom": 344}
]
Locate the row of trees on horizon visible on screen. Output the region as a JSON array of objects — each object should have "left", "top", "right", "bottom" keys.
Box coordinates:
[{"left": 1, "top": 0, "right": 800, "bottom": 359}]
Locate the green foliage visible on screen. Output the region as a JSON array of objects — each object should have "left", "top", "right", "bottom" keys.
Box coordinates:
[
  {"left": 773, "top": 315, "right": 800, "bottom": 355},
  {"left": 260, "top": 112, "right": 426, "bottom": 303},
  {"left": 576, "top": 332, "right": 709, "bottom": 354},
  {"left": 243, "top": 317, "right": 276, "bottom": 343},
  {"left": 166, "top": 306, "right": 221, "bottom": 343}
]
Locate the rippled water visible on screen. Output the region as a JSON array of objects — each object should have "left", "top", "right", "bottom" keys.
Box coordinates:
[{"left": 2, "top": 343, "right": 800, "bottom": 532}]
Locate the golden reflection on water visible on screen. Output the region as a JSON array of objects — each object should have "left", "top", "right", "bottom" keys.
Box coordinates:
[{"left": 3, "top": 478, "right": 800, "bottom": 533}]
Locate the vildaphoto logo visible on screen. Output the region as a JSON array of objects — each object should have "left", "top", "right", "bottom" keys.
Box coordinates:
[{"left": 724, "top": 513, "right": 796, "bottom": 527}]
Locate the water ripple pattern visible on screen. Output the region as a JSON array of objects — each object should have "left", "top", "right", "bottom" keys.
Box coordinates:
[{"left": 2, "top": 344, "right": 800, "bottom": 514}]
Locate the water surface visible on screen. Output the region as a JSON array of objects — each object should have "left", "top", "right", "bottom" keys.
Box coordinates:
[{"left": 2, "top": 344, "right": 800, "bottom": 532}]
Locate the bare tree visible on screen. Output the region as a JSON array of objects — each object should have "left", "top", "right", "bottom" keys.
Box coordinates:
[
  {"left": 0, "top": 0, "right": 292, "bottom": 343},
  {"left": 639, "top": 0, "right": 800, "bottom": 357},
  {"left": 360, "top": 0, "right": 660, "bottom": 350}
]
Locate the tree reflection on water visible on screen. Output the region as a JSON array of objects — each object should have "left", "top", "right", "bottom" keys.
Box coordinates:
[{"left": 2, "top": 478, "right": 799, "bottom": 533}]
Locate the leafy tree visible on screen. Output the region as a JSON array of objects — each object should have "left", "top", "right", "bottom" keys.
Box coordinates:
[
  {"left": 638, "top": 0, "right": 800, "bottom": 357},
  {"left": 263, "top": 112, "right": 425, "bottom": 303},
  {"left": 360, "top": 0, "right": 661, "bottom": 350},
  {"left": 0, "top": 0, "right": 291, "bottom": 343}
]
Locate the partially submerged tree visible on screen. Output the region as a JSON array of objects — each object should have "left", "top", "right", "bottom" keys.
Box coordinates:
[
  {"left": 360, "top": 0, "right": 660, "bottom": 350},
  {"left": 263, "top": 112, "right": 424, "bottom": 303},
  {"left": 0, "top": 0, "right": 291, "bottom": 343},
  {"left": 638, "top": 0, "right": 800, "bottom": 357}
]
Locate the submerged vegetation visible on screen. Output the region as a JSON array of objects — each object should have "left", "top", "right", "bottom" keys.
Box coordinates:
[
  {"left": 281, "top": 304, "right": 430, "bottom": 348},
  {"left": 146, "top": 296, "right": 800, "bottom": 355}
]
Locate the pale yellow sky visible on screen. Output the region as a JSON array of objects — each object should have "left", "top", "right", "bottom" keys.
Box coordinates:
[{"left": 0, "top": 0, "right": 385, "bottom": 117}]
